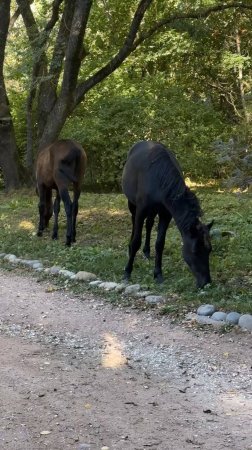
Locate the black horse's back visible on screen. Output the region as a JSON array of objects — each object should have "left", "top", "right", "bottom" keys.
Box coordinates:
[{"left": 122, "top": 140, "right": 185, "bottom": 205}]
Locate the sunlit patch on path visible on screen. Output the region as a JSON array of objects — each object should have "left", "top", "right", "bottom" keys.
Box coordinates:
[{"left": 102, "top": 332, "right": 127, "bottom": 368}]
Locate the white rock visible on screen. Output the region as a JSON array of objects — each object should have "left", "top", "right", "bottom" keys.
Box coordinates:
[
  {"left": 124, "top": 284, "right": 141, "bottom": 295},
  {"left": 238, "top": 314, "right": 252, "bottom": 331},
  {"left": 49, "top": 266, "right": 61, "bottom": 275},
  {"left": 197, "top": 304, "right": 216, "bottom": 316},
  {"left": 4, "top": 254, "right": 17, "bottom": 262},
  {"left": 74, "top": 271, "right": 97, "bottom": 281},
  {"left": 226, "top": 312, "right": 241, "bottom": 325},
  {"left": 59, "top": 269, "right": 75, "bottom": 278},
  {"left": 89, "top": 280, "right": 103, "bottom": 286},
  {"left": 32, "top": 262, "right": 43, "bottom": 269},
  {"left": 114, "top": 283, "right": 127, "bottom": 292},
  {"left": 98, "top": 282, "right": 118, "bottom": 290},
  {"left": 135, "top": 291, "right": 152, "bottom": 298},
  {"left": 211, "top": 311, "right": 227, "bottom": 321},
  {"left": 145, "top": 295, "right": 164, "bottom": 304}
]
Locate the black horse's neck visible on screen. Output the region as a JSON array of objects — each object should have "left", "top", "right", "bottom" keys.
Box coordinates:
[{"left": 168, "top": 187, "right": 202, "bottom": 234}]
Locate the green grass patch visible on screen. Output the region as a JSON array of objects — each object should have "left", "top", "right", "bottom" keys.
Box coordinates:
[{"left": 0, "top": 188, "right": 252, "bottom": 315}]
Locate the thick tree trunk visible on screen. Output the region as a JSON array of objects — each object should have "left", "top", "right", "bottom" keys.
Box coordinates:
[
  {"left": 0, "top": 0, "right": 20, "bottom": 190},
  {"left": 0, "top": 102, "right": 20, "bottom": 190}
]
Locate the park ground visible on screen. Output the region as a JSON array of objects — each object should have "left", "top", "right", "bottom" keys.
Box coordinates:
[{"left": 0, "top": 269, "right": 251, "bottom": 450}]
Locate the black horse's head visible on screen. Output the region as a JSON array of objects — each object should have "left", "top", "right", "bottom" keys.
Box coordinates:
[{"left": 182, "top": 220, "right": 213, "bottom": 288}]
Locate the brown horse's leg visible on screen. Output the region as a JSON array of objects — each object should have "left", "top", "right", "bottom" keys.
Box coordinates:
[
  {"left": 59, "top": 188, "right": 73, "bottom": 246},
  {"left": 44, "top": 189, "right": 53, "bottom": 229},
  {"left": 72, "top": 187, "right": 81, "bottom": 243},
  {"left": 52, "top": 191, "right": 61, "bottom": 240},
  {"left": 124, "top": 206, "right": 146, "bottom": 280},
  {"left": 154, "top": 213, "right": 171, "bottom": 283},
  {"left": 37, "top": 185, "right": 47, "bottom": 237}
]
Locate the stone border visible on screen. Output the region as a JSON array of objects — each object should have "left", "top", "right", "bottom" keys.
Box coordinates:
[
  {"left": 1, "top": 253, "right": 252, "bottom": 331},
  {"left": 0, "top": 253, "right": 164, "bottom": 306}
]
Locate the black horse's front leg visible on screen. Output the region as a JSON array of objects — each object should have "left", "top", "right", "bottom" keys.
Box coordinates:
[
  {"left": 143, "top": 214, "right": 155, "bottom": 259},
  {"left": 153, "top": 214, "right": 171, "bottom": 283}
]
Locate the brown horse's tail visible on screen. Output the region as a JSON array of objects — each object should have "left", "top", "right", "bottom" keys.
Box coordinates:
[{"left": 58, "top": 147, "right": 81, "bottom": 183}]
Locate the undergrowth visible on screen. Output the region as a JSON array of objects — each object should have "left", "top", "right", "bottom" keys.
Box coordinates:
[{"left": 0, "top": 188, "right": 251, "bottom": 315}]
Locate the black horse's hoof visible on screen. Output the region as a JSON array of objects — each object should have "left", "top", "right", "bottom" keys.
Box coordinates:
[
  {"left": 143, "top": 251, "right": 150, "bottom": 260},
  {"left": 123, "top": 272, "right": 130, "bottom": 283},
  {"left": 154, "top": 274, "right": 164, "bottom": 284},
  {"left": 37, "top": 230, "right": 43, "bottom": 237}
]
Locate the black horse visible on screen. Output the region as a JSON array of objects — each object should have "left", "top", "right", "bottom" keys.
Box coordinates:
[
  {"left": 122, "top": 140, "right": 213, "bottom": 288},
  {"left": 36, "top": 139, "right": 87, "bottom": 246}
]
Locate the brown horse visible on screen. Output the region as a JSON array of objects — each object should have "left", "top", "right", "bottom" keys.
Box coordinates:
[{"left": 36, "top": 139, "right": 87, "bottom": 246}]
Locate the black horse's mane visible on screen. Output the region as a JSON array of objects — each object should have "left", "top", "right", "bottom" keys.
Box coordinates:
[{"left": 171, "top": 186, "right": 203, "bottom": 232}]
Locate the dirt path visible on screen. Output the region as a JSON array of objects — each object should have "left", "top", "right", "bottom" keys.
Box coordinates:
[{"left": 0, "top": 270, "right": 251, "bottom": 450}]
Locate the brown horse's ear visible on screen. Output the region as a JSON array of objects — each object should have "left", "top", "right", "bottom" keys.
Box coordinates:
[{"left": 207, "top": 220, "right": 214, "bottom": 231}]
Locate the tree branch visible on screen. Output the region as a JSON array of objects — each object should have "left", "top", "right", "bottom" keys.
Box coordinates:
[
  {"left": 16, "top": 0, "right": 39, "bottom": 50},
  {"left": 74, "top": 0, "right": 153, "bottom": 105},
  {"left": 48, "top": 0, "right": 76, "bottom": 90},
  {"left": 74, "top": 1, "right": 252, "bottom": 106},
  {"left": 133, "top": 2, "right": 252, "bottom": 48},
  {"left": 61, "top": 0, "right": 92, "bottom": 96}
]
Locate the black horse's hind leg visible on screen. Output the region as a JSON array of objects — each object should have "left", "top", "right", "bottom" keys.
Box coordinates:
[
  {"left": 124, "top": 206, "right": 146, "bottom": 281},
  {"left": 52, "top": 191, "right": 61, "bottom": 240},
  {"left": 154, "top": 213, "right": 171, "bottom": 283},
  {"left": 143, "top": 214, "right": 155, "bottom": 259},
  {"left": 72, "top": 187, "right": 81, "bottom": 243},
  {"left": 37, "top": 185, "right": 47, "bottom": 237},
  {"left": 60, "top": 188, "right": 73, "bottom": 246}
]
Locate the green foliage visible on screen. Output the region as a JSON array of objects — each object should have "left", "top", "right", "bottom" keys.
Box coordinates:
[
  {"left": 0, "top": 189, "right": 251, "bottom": 316},
  {"left": 63, "top": 72, "right": 230, "bottom": 188},
  {"left": 3, "top": 0, "right": 252, "bottom": 186}
]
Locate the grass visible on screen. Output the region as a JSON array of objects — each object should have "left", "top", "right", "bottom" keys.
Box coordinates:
[{"left": 0, "top": 187, "right": 252, "bottom": 315}]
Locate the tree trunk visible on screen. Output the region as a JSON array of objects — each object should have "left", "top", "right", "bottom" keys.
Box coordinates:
[
  {"left": 0, "top": 0, "right": 20, "bottom": 190},
  {"left": 235, "top": 28, "right": 248, "bottom": 124},
  {"left": 0, "top": 101, "right": 20, "bottom": 190}
]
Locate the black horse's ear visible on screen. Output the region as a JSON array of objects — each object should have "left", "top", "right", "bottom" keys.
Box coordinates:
[
  {"left": 207, "top": 220, "right": 214, "bottom": 231},
  {"left": 189, "top": 222, "right": 199, "bottom": 237}
]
